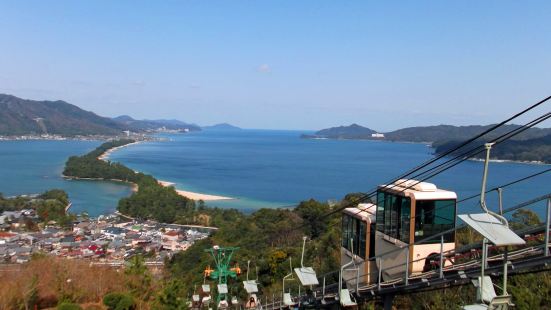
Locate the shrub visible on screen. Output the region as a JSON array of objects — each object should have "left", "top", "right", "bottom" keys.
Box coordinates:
[
  {"left": 57, "top": 302, "right": 83, "bottom": 310},
  {"left": 103, "top": 292, "right": 135, "bottom": 310}
]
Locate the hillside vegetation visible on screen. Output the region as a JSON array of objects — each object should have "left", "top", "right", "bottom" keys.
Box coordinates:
[
  {"left": 0, "top": 189, "right": 75, "bottom": 228},
  {"left": 64, "top": 139, "right": 210, "bottom": 224},
  {"left": 0, "top": 94, "right": 125, "bottom": 136},
  {"left": 113, "top": 115, "right": 201, "bottom": 132},
  {"left": 434, "top": 134, "right": 551, "bottom": 163},
  {"left": 306, "top": 123, "right": 551, "bottom": 163},
  {"left": 0, "top": 94, "right": 200, "bottom": 136}
]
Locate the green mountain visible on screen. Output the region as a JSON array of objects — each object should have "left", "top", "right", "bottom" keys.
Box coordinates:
[
  {"left": 0, "top": 94, "right": 125, "bottom": 136},
  {"left": 434, "top": 134, "right": 551, "bottom": 163},
  {"left": 306, "top": 123, "right": 551, "bottom": 142},
  {"left": 385, "top": 124, "right": 551, "bottom": 143},
  {"left": 306, "top": 123, "right": 551, "bottom": 163},
  {"left": 303, "top": 123, "right": 377, "bottom": 139}
]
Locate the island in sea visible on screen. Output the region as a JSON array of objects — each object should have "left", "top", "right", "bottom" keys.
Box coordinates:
[
  {"left": 303, "top": 123, "right": 551, "bottom": 163},
  {"left": 201, "top": 123, "right": 242, "bottom": 131}
]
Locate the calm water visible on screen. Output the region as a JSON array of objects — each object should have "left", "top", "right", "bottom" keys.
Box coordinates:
[
  {"left": 109, "top": 130, "right": 551, "bottom": 216},
  {"left": 0, "top": 140, "right": 133, "bottom": 216}
]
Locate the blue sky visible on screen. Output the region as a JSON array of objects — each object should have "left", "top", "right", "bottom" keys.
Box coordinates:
[{"left": 0, "top": 1, "right": 550, "bottom": 130}]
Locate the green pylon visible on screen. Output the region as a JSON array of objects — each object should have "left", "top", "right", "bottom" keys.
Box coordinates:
[{"left": 204, "top": 245, "right": 240, "bottom": 306}]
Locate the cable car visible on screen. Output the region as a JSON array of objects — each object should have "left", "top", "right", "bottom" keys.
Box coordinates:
[
  {"left": 341, "top": 179, "right": 457, "bottom": 284},
  {"left": 341, "top": 203, "right": 377, "bottom": 286}
]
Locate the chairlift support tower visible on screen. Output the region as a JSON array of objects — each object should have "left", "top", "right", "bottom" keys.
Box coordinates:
[{"left": 204, "top": 245, "right": 240, "bottom": 306}]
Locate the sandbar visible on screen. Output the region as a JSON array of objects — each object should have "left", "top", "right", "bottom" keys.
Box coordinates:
[{"left": 158, "top": 181, "right": 234, "bottom": 201}]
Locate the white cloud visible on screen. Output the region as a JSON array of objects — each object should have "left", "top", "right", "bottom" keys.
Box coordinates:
[
  {"left": 257, "top": 64, "right": 271, "bottom": 73},
  {"left": 132, "top": 80, "right": 146, "bottom": 87}
]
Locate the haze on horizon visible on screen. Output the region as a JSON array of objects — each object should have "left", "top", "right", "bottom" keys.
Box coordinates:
[{"left": 1, "top": 1, "right": 550, "bottom": 131}]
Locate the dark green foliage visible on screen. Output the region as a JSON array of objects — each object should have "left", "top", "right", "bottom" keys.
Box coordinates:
[
  {"left": 0, "top": 93, "right": 125, "bottom": 136},
  {"left": 153, "top": 280, "right": 189, "bottom": 310},
  {"left": 510, "top": 208, "right": 542, "bottom": 230},
  {"left": 103, "top": 292, "right": 136, "bottom": 310},
  {"left": 434, "top": 134, "right": 551, "bottom": 163},
  {"left": 310, "top": 123, "right": 551, "bottom": 143},
  {"left": 63, "top": 140, "right": 198, "bottom": 223},
  {"left": 63, "top": 139, "right": 138, "bottom": 181},
  {"left": 39, "top": 189, "right": 70, "bottom": 206},
  {"left": 118, "top": 184, "right": 196, "bottom": 223},
  {"left": 509, "top": 271, "right": 551, "bottom": 309},
  {"left": 125, "top": 255, "right": 152, "bottom": 300},
  {"left": 308, "top": 123, "right": 551, "bottom": 163},
  {"left": 57, "top": 302, "right": 83, "bottom": 310},
  {"left": 168, "top": 199, "right": 341, "bottom": 298},
  {"left": 0, "top": 189, "right": 73, "bottom": 226},
  {"left": 295, "top": 199, "right": 331, "bottom": 238}
]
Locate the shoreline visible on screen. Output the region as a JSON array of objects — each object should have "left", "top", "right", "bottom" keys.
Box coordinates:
[
  {"left": 157, "top": 181, "right": 234, "bottom": 201},
  {"left": 63, "top": 176, "right": 139, "bottom": 192},
  {"left": 97, "top": 141, "right": 142, "bottom": 161},
  {"left": 466, "top": 157, "right": 551, "bottom": 166},
  {"left": 97, "top": 142, "right": 235, "bottom": 201}
]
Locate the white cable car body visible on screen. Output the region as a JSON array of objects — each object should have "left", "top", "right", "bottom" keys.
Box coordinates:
[{"left": 341, "top": 179, "right": 457, "bottom": 284}]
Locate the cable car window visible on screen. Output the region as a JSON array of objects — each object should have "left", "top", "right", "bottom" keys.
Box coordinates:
[
  {"left": 358, "top": 221, "right": 366, "bottom": 259},
  {"left": 369, "top": 223, "right": 376, "bottom": 258},
  {"left": 350, "top": 216, "right": 357, "bottom": 252},
  {"left": 342, "top": 214, "right": 366, "bottom": 259},
  {"left": 400, "top": 197, "right": 411, "bottom": 243},
  {"left": 342, "top": 215, "right": 350, "bottom": 248},
  {"left": 384, "top": 193, "right": 394, "bottom": 236},
  {"left": 376, "top": 191, "right": 385, "bottom": 233},
  {"left": 414, "top": 199, "right": 456, "bottom": 243},
  {"left": 376, "top": 191, "right": 411, "bottom": 243}
]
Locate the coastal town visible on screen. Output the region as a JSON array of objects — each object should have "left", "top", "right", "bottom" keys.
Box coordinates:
[{"left": 0, "top": 207, "right": 213, "bottom": 266}]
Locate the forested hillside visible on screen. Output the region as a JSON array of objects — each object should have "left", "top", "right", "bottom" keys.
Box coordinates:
[
  {"left": 434, "top": 134, "right": 551, "bottom": 163},
  {"left": 0, "top": 94, "right": 125, "bottom": 136}
]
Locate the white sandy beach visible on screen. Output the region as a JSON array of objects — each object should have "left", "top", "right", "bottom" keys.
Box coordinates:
[
  {"left": 157, "top": 181, "right": 234, "bottom": 201},
  {"left": 97, "top": 142, "right": 234, "bottom": 201},
  {"left": 97, "top": 141, "right": 141, "bottom": 161}
]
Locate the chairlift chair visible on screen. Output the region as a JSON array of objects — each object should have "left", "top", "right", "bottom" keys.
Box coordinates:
[
  {"left": 463, "top": 276, "right": 513, "bottom": 310},
  {"left": 243, "top": 260, "right": 262, "bottom": 309},
  {"left": 243, "top": 260, "right": 260, "bottom": 294},
  {"left": 338, "top": 238, "right": 359, "bottom": 309},
  {"left": 293, "top": 237, "right": 319, "bottom": 287},
  {"left": 461, "top": 144, "right": 521, "bottom": 310},
  {"left": 282, "top": 258, "right": 298, "bottom": 309},
  {"left": 339, "top": 289, "right": 358, "bottom": 309}
]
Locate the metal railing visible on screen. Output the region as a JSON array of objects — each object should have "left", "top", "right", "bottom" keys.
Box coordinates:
[{"left": 259, "top": 194, "right": 551, "bottom": 310}]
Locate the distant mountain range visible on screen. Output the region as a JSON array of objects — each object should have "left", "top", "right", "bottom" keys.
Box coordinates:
[
  {"left": 112, "top": 115, "right": 201, "bottom": 132},
  {"left": 0, "top": 94, "right": 125, "bottom": 136},
  {"left": 306, "top": 123, "right": 551, "bottom": 142},
  {"left": 304, "top": 123, "right": 551, "bottom": 163},
  {"left": 0, "top": 94, "right": 200, "bottom": 136},
  {"left": 202, "top": 123, "right": 241, "bottom": 131}
]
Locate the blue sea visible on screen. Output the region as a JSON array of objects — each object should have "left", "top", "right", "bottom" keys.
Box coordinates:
[
  {"left": 0, "top": 140, "right": 132, "bottom": 216},
  {"left": 109, "top": 130, "right": 551, "bottom": 216},
  {"left": 0, "top": 130, "right": 549, "bottom": 218}
]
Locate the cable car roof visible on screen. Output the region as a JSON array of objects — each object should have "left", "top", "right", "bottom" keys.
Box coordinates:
[
  {"left": 379, "top": 179, "right": 457, "bottom": 200},
  {"left": 343, "top": 203, "right": 376, "bottom": 222}
]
